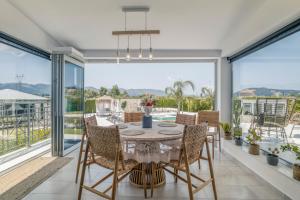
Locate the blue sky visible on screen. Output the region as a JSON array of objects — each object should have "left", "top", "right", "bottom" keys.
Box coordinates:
[
  {"left": 85, "top": 62, "right": 215, "bottom": 95},
  {"left": 0, "top": 43, "right": 51, "bottom": 85},
  {"left": 233, "top": 31, "right": 300, "bottom": 92}
]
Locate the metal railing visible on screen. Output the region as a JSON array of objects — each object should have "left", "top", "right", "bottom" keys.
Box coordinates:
[{"left": 0, "top": 102, "right": 51, "bottom": 156}]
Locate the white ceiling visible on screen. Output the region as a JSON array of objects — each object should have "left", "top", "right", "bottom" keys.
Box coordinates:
[{"left": 7, "top": 0, "right": 300, "bottom": 56}]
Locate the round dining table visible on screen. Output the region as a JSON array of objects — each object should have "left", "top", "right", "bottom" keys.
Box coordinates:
[{"left": 118, "top": 121, "right": 184, "bottom": 188}]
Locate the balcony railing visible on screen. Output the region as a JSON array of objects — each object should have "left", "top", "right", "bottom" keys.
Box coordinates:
[{"left": 0, "top": 103, "right": 51, "bottom": 156}]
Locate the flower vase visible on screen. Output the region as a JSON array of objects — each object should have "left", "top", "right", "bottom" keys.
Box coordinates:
[{"left": 143, "top": 106, "right": 152, "bottom": 128}]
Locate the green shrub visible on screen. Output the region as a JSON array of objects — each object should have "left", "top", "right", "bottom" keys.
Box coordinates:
[{"left": 85, "top": 99, "right": 96, "bottom": 113}]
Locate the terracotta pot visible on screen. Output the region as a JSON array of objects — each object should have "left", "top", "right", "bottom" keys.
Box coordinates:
[
  {"left": 248, "top": 144, "right": 260, "bottom": 155},
  {"left": 224, "top": 132, "right": 232, "bottom": 140},
  {"left": 293, "top": 164, "right": 300, "bottom": 181}
]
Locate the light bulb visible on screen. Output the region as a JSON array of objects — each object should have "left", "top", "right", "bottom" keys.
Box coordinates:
[
  {"left": 149, "top": 48, "right": 153, "bottom": 60},
  {"left": 126, "top": 48, "right": 130, "bottom": 61}
]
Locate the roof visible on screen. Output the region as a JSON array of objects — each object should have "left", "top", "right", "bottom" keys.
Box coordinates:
[
  {"left": 97, "top": 95, "right": 113, "bottom": 100},
  {"left": 0, "top": 89, "right": 48, "bottom": 101}
]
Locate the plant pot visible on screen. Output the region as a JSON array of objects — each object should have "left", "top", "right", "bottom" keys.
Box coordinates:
[
  {"left": 235, "top": 137, "right": 243, "bottom": 146},
  {"left": 266, "top": 154, "right": 279, "bottom": 166},
  {"left": 224, "top": 132, "right": 232, "bottom": 140},
  {"left": 293, "top": 164, "right": 300, "bottom": 181},
  {"left": 248, "top": 144, "right": 260, "bottom": 155}
]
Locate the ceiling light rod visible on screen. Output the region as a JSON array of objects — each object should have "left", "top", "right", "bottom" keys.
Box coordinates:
[
  {"left": 122, "top": 6, "right": 149, "bottom": 13},
  {"left": 112, "top": 30, "right": 160, "bottom": 35}
]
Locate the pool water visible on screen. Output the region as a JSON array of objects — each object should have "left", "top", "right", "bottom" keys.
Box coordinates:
[{"left": 152, "top": 114, "right": 176, "bottom": 121}]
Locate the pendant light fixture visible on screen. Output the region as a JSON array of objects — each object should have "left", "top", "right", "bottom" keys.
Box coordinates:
[
  {"left": 116, "top": 35, "right": 120, "bottom": 64},
  {"left": 126, "top": 35, "right": 130, "bottom": 61},
  {"left": 112, "top": 6, "right": 160, "bottom": 62},
  {"left": 149, "top": 34, "right": 153, "bottom": 60},
  {"left": 138, "top": 34, "right": 142, "bottom": 59}
]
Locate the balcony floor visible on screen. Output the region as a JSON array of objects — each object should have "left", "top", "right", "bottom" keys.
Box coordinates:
[{"left": 21, "top": 148, "right": 290, "bottom": 200}]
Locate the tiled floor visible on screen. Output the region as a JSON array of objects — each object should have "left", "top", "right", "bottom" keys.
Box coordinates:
[{"left": 22, "top": 148, "right": 290, "bottom": 200}]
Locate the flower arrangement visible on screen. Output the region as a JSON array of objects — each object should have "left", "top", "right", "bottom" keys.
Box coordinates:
[
  {"left": 246, "top": 128, "right": 261, "bottom": 145},
  {"left": 140, "top": 94, "right": 156, "bottom": 116},
  {"left": 140, "top": 94, "right": 156, "bottom": 107},
  {"left": 246, "top": 128, "right": 262, "bottom": 155},
  {"left": 280, "top": 144, "right": 300, "bottom": 180}
]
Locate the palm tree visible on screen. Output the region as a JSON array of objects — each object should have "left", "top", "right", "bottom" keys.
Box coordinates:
[
  {"left": 165, "top": 80, "right": 195, "bottom": 112},
  {"left": 201, "top": 87, "right": 214, "bottom": 110}
]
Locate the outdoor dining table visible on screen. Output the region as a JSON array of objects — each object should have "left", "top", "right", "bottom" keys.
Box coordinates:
[{"left": 119, "top": 121, "right": 184, "bottom": 188}]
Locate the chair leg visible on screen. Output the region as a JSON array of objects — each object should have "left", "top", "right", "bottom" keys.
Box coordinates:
[
  {"left": 205, "top": 139, "right": 217, "bottom": 200},
  {"left": 111, "top": 153, "right": 120, "bottom": 200},
  {"left": 218, "top": 129, "right": 221, "bottom": 153},
  {"left": 75, "top": 133, "right": 86, "bottom": 183},
  {"left": 151, "top": 162, "right": 156, "bottom": 197},
  {"left": 198, "top": 149, "right": 203, "bottom": 169},
  {"left": 183, "top": 148, "right": 194, "bottom": 200},
  {"left": 173, "top": 167, "right": 178, "bottom": 182},
  {"left": 212, "top": 135, "right": 215, "bottom": 159},
  {"left": 77, "top": 142, "right": 89, "bottom": 200},
  {"left": 290, "top": 124, "right": 295, "bottom": 137},
  {"left": 142, "top": 163, "right": 147, "bottom": 198}
]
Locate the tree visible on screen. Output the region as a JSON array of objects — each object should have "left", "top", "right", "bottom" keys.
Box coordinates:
[
  {"left": 121, "top": 101, "right": 127, "bottom": 111},
  {"left": 99, "top": 87, "right": 108, "bottom": 96},
  {"left": 84, "top": 89, "right": 98, "bottom": 99},
  {"left": 110, "top": 85, "right": 120, "bottom": 97},
  {"left": 201, "top": 87, "right": 215, "bottom": 110},
  {"left": 165, "top": 80, "right": 195, "bottom": 112}
]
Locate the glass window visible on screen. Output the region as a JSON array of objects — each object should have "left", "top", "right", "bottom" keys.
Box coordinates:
[
  {"left": 64, "top": 61, "right": 84, "bottom": 151},
  {"left": 0, "top": 42, "right": 51, "bottom": 156},
  {"left": 232, "top": 30, "right": 300, "bottom": 165}
]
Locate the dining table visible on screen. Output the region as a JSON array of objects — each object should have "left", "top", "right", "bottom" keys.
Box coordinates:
[{"left": 118, "top": 121, "right": 184, "bottom": 188}]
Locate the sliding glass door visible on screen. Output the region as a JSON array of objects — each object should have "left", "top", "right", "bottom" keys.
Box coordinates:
[{"left": 64, "top": 61, "right": 84, "bottom": 152}]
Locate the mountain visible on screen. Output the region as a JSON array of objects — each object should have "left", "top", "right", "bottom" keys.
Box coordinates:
[
  {"left": 85, "top": 86, "right": 166, "bottom": 97},
  {"left": 0, "top": 83, "right": 50, "bottom": 96},
  {"left": 126, "top": 89, "right": 165, "bottom": 97},
  {"left": 234, "top": 87, "right": 300, "bottom": 97}
]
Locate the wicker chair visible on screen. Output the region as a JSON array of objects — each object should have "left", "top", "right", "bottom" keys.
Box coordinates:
[
  {"left": 253, "top": 98, "right": 295, "bottom": 141},
  {"left": 289, "top": 112, "right": 300, "bottom": 137},
  {"left": 124, "top": 112, "right": 144, "bottom": 123},
  {"left": 175, "top": 113, "right": 196, "bottom": 125},
  {"left": 78, "top": 125, "right": 138, "bottom": 200},
  {"left": 75, "top": 115, "right": 98, "bottom": 183},
  {"left": 197, "top": 111, "right": 220, "bottom": 161},
  {"left": 160, "top": 124, "right": 217, "bottom": 200}
]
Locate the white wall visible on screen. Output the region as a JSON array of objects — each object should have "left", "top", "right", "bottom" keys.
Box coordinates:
[
  {"left": 221, "top": 0, "right": 300, "bottom": 57},
  {"left": 0, "top": 0, "right": 60, "bottom": 52},
  {"left": 217, "top": 57, "right": 232, "bottom": 123}
]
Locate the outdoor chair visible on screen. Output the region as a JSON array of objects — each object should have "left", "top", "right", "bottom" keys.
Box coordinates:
[
  {"left": 253, "top": 98, "right": 295, "bottom": 141},
  {"left": 175, "top": 113, "right": 196, "bottom": 125},
  {"left": 197, "top": 111, "right": 220, "bottom": 161},
  {"left": 289, "top": 112, "right": 300, "bottom": 137},
  {"left": 75, "top": 115, "right": 98, "bottom": 183},
  {"left": 78, "top": 125, "right": 138, "bottom": 200},
  {"left": 124, "top": 112, "right": 144, "bottom": 123},
  {"left": 160, "top": 124, "right": 217, "bottom": 200}
]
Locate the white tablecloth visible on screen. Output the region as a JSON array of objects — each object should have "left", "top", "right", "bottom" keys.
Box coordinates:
[{"left": 120, "top": 122, "right": 184, "bottom": 163}]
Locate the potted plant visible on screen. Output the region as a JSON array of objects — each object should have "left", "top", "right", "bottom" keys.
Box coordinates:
[
  {"left": 267, "top": 147, "right": 280, "bottom": 166},
  {"left": 220, "top": 123, "right": 232, "bottom": 140},
  {"left": 280, "top": 144, "right": 300, "bottom": 181},
  {"left": 233, "top": 103, "right": 243, "bottom": 137},
  {"left": 234, "top": 129, "right": 243, "bottom": 146},
  {"left": 246, "top": 128, "right": 261, "bottom": 155}
]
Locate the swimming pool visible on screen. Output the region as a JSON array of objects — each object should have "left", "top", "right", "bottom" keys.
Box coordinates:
[{"left": 152, "top": 113, "right": 176, "bottom": 121}]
